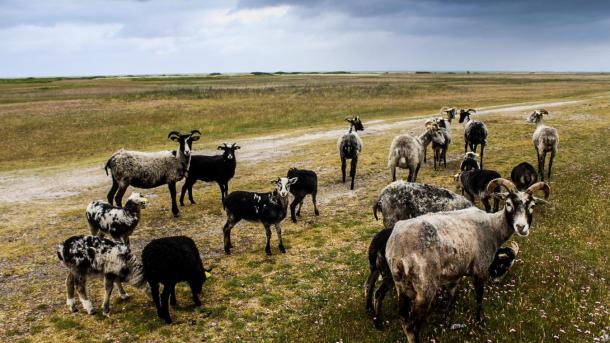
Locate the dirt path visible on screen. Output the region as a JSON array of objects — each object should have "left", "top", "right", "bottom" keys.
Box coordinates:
[{"left": 0, "top": 98, "right": 584, "bottom": 204}]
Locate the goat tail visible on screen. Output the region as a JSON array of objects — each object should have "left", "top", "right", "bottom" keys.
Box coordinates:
[
  {"left": 56, "top": 245, "right": 64, "bottom": 261},
  {"left": 373, "top": 200, "right": 382, "bottom": 221},
  {"left": 104, "top": 157, "right": 113, "bottom": 176}
]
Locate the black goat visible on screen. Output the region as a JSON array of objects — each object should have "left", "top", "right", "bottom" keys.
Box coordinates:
[
  {"left": 460, "top": 152, "right": 480, "bottom": 172},
  {"left": 180, "top": 143, "right": 240, "bottom": 206},
  {"left": 337, "top": 117, "right": 364, "bottom": 190},
  {"left": 142, "top": 236, "right": 211, "bottom": 324},
  {"left": 459, "top": 169, "right": 502, "bottom": 212},
  {"left": 511, "top": 162, "right": 538, "bottom": 190},
  {"left": 459, "top": 109, "right": 487, "bottom": 169},
  {"left": 287, "top": 168, "right": 320, "bottom": 223},
  {"left": 222, "top": 177, "right": 297, "bottom": 255}
]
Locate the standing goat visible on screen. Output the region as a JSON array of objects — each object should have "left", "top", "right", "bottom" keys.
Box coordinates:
[
  {"left": 86, "top": 192, "right": 148, "bottom": 246},
  {"left": 337, "top": 116, "right": 364, "bottom": 190},
  {"left": 528, "top": 109, "right": 559, "bottom": 180},
  {"left": 56, "top": 235, "right": 146, "bottom": 316},
  {"left": 385, "top": 179, "right": 550, "bottom": 343},
  {"left": 287, "top": 168, "right": 320, "bottom": 223},
  {"left": 433, "top": 107, "right": 456, "bottom": 169},
  {"left": 459, "top": 168, "right": 502, "bottom": 212},
  {"left": 424, "top": 107, "right": 455, "bottom": 164},
  {"left": 459, "top": 109, "right": 487, "bottom": 169},
  {"left": 105, "top": 130, "right": 200, "bottom": 217},
  {"left": 388, "top": 123, "right": 445, "bottom": 182},
  {"left": 180, "top": 143, "right": 240, "bottom": 206},
  {"left": 222, "top": 177, "right": 297, "bottom": 255}
]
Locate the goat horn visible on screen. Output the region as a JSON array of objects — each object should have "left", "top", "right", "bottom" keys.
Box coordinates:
[
  {"left": 167, "top": 131, "right": 180, "bottom": 139},
  {"left": 190, "top": 129, "right": 201, "bottom": 136},
  {"left": 467, "top": 108, "right": 477, "bottom": 113},
  {"left": 486, "top": 178, "right": 517, "bottom": 194},
  {"left": 525, "top": 182, "right": 550, "bottom": 199}
]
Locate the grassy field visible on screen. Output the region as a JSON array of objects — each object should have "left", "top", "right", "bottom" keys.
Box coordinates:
[{"left": 0, "top": 73, "right": 608, "bottom": 342}]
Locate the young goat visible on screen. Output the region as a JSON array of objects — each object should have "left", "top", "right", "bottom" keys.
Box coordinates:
[
  {"left": 105, "top": 130, "right": 200, "bottom": 217},
  {"left": 388, "top": 124, "right": 445, "bottom": 182},
  {"left": 459, "top": 169, "right": 502, "bottom": 212},
  {"left": 180, "top": 143, "right": 240, "bottom": 206},
  {"left": 459, "top": 109, "right": 487, "bottom": 168},
  {"left": 86, "top": 192, "right": 148, "bottom": 246},
  {"left": 337, "top": 117, "right": 364, "bottom": 190},
  {"left": 222, "top": 177, "right": 297, "bottom": 255},
  {"left": 511, "top": 162, "right": 538, "bottom": 190},
  {"left": 57, "top": 235, "right": 146, "bottom": 316},
  {"left": 528, "top": 109, "right": 559, "bottom": 180},
  {"left": 385, "top": 179, "right": 550, "bottom": 343},
  {"left": 287, "top": 168, "right": 320, "bottom": 223},
  {"left": 142, "top": 236, "right": 212, "bottom": 324}
]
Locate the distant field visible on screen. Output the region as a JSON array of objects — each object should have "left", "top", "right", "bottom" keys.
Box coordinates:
[
  {"left": 2, "top": 73, "right": 610, "bottom": 171},
  {"left": 0, "top": 74, "right": 608, "bottom": 342}
]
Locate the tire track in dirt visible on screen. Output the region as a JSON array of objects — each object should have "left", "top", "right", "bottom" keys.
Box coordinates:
[{"left": 0, "top": 99, "right": 583, "bottom": 204}]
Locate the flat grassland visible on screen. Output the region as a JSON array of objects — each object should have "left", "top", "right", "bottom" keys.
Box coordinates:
[{"left": 0, "top": 73, "right": 608, "bottom": 342}]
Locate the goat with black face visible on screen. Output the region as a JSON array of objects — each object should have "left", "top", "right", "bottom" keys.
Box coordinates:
[
  {"left": 105, "top": 130, "right": 200, "bottom": 217},
  {"left": 459, "top": 109, "right": 487, "bottom": 168},
  {"left": 337, "top": 116, "right": 364, "bottom": 190},
  {"left": 222, "top": 177, "right": 298, "bottom": 255},
  {"left": 180, "top": 142, "right": 240, "bottom": 206}
]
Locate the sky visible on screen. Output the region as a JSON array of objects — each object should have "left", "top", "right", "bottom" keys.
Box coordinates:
[{"left": 1, "top": 0, "right": 610, "bottom": 77}]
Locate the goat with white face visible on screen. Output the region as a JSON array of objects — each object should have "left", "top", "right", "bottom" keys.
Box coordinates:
[
  {"left": 528, "top": 109, "right": 559, "bottom": 180},
  {"left": 385, "top": 179, "right": 550, "bottom": 343},
  {"left": 222, "top": 177, "right": 298, "bottom": 255},
  {"left": 105, "top": 130, "right": 200, "bottom": 217},
  {"left": 337, "top": 116, "right": 364, "bottom": 190},
  {"left": 459, "top": 109, "right": 487, "bottom": 169}
]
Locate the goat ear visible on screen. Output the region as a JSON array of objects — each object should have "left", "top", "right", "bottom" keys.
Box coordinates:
[
  {"left": 234, "top": 145, "right": 241, "bottom": 150},
  {"left": 288, "top": 177, "right": 298, "bottom": 185},
  {"left": 491, "top": 192, "right": 509, "bottom": 200},
  {"left": 217, "top": 146, "right": 224, "bottom": 150},
  {"left": 190, "top": 135, "right": 200, "bottom": 141},
  {"left": 168, "top": 131, "right": 180, "bottom": 141},
  {"left": 533, "top": 196, "right": 550, "bottom": 205}
]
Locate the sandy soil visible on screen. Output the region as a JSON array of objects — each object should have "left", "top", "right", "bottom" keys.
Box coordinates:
[{"left": 0, "top": 99, "right": 582, "bottom": 204}]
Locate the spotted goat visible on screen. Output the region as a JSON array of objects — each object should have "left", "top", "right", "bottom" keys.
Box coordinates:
[
  {"left": 56, "top": 235, "right": 146, "bottom": 316},
  {"left": 222, "top": 177, "right": 298, "bottom": 255},
  {"left": 86, "top": 192, "right": 148, "bottom": 246}
]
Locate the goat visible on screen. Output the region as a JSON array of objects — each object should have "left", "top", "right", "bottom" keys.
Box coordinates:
[
  {"left": 528, "top": 109, "right": 559, "bottom": 180},
  {"left": 337, "top": 116, "right": 364, "bottom": 190},
  {"left": 433, "top": 107, "right": 456, "bottom": 169},
  {"left": 511, "top": 162, "right": 538, "bottom": 190},
  {"left": 105, "top": 130, "right": 201, "bottom": 217},
  {"left": 86, "top": 192, "right": 148, "bottom": 246},
  {"left": 56, "top": 235, "right": 146, "bottom": 316},
  {"left": 459, "top": 169, "right": 502, "bottom": 212},
  {"left": 287, "top": 168, "right": 320, "bottom": 223},
  {"left": 423, "top": 107, "right": 455, "bottom": 164},
  {"left": 388, "top": 123, "right": 444, "bottom": 182},
  {"left": 385, "top": 179, "right": 550, "bottom": 342},
  {"left": 459, "top": 109, "right": 487, "bottom": 169},
  {"left": 142, "top": 236, "right": 212, "bottom": 324},
  {"left": 180, "top": 142, "right": 240, "bottom": 206},
  {"left": 222, "top": 177, "right": 297, "bottom": 255},
  {"left": 460, "top": 152, "right": 480, "bottom": 172}
]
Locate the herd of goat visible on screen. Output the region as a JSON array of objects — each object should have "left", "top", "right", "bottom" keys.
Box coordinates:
[{"left": 56, "top": 107, "right": 558, "bottom": 341}]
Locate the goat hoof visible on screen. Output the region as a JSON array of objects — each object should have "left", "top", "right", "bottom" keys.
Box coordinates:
[
  {"left": 163, "top": 317, "right": 172, "bottom": 324},
  {"left": 103, "top": 310, "right": 111, "bottom": 317},
  {"left": 173, "top": 213, "right": 180, "bottom": 218},
  {"left": 224, "top": 250, "right": 231, "bottom": 255},
  {"left": 291, "top": 218, "right": 297, "bottom": 223},
  {"left": 86, "top": 309, "right": 96, "bottom": 315},
  {"left": 314, "top": 211, "right": 320, "bottom": 216},
  {"left": 68, "top": 306, "right": 78, "bottom": 313},
  {"left": 279, "top": 246, "right": 286, "bottom": 253},
  {"left": 265, "top": 250, "right": 272, "bottom": 256}
]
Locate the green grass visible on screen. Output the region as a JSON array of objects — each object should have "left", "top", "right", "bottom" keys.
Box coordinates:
[{"left": 0, "top": 74, "right": 608, "bottom": 342}]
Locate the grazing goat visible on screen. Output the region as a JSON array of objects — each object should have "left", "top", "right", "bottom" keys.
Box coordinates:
[
  {"left": 105, "top": 130, "right": 201, "bottom": 217},
  {"left": 57, "top": 235, "right": 146, "bottom": 316},
  {"left": 385, "top": 179, "right": 550, "bottom": 342},
  {"left": 459, "top": 109, "right": 487, "bottom": 168},
  {"left": 180, "top": 142, "right": 240, "bottom": 206},
  {"left": 511, "top": 162, "right": 538, "bottom": 190},
  {"left": 528, "top": 109, "right": 559, "bottom": 180},
  {"left": 142, "top": 236, "right": 212, "bottom": 324},
  {"left": 222, "top": 177, "right": 297, "bottom": 255},
  {"left": 287, "top": 168, "right": 320, "bottom": 223},
  {"left": 460, "top": 152, "right": 480, "bottom": 172},
  {"left": 337, "top": 117, "right": 364, "bottom": 190},
  {"left": 459, "top": 169, "right": 502, "bottom": 212},
  {"left": 388, "top": 124, "right": 445, "bottom": 182},
  {"left": 86, "top": 192, "right": 148, "bottom": 246}
]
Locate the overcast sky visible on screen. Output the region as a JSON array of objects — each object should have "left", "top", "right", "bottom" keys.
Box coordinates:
[{"left": 1, "top": 0, "right": 609, "bottom": 77}]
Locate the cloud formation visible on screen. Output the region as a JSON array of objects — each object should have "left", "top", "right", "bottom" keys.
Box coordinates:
[{"left": 0, "top": 0, "right": 609, "bottom": 76}]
